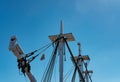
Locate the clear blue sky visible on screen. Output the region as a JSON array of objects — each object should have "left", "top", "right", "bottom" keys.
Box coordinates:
[{"left": 0, "top": 0, "right": 120, "bottom": 82}]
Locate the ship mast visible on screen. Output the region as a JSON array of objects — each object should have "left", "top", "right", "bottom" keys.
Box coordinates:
[
  {"left": 72, "top": 43, "right": 93, "bottom": 82},
  {"left": 43, "top": 21, "right": 91, "bottom": 82},
  {"left": 49, "top": 20, "right": 75, "bottom": 82},
  {"left": 59, "top": 20, "right": 64, "bottom": 82}
]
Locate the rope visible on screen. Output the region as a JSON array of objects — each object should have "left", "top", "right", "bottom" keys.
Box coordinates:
[
  {"left": 41, "top": 41, "right": 59, "bottom": 82},
  {"left": 37, "top": 43, "right": 52, "bottom": 52},
  {"left": 25, "top": 42, "right": 52, "bottom": 58},
  {"left": 83, "top": 61, "right": 92, "bottom": 82},
  {"left": 25, "top": 36, "right": 64, "bottom": 64},
  {"left": 64, "top": 38, "right": 85, "bottom": 82},
  {"left": 24, "top": 42, "right": 52, "bottom": 64},
  {"left": 64, "top": 66, "right": 74, "bottom": 82}
]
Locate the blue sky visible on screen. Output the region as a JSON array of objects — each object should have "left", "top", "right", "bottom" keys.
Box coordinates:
[{"left": 0, "top": 0, "right": 120, "bottom": 82}]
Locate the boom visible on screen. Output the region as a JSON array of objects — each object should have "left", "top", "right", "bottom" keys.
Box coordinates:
[{"left": 9, "top": 36, "right": 37, "bottom": 82}]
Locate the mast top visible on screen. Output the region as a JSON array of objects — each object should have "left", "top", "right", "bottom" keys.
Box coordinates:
[
  {"left": 60, "top": 20, "right": 63, "bottom": 34},
  {"left": 49, "top": 21, "right": 75, "bottom": 42}
]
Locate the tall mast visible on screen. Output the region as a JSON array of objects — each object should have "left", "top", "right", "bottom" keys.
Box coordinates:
[
  {"left": 59, "top": 20, "right": 64, "bottom": 82},
  {"left": 49, "top": 20, "right": 75, "bottom": 82}
]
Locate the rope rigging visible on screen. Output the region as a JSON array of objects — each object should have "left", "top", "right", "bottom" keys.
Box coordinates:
[
  {"left": 25, "top": 42, "right": 52, "bottom": 59},
  {"left": 17, "top": 36, "right": 64, "bottom": 77},
  {"left": 17, "top": 42, "right": 53, "bottom": 76},
  {"left": 16, "top": 36, "right": 92, "bottom": 82},
  {"left": 9, "top": 21, "right": 93, "bottom": 82},
  {"left": 63, "top": 38, "right": 85, "bottom": 82},
  {"left": 71, "top": 59, "right": 80, "bottom": 82},
  {"left": 41, "top": 41, "right": 59, "bottom": 82},
  {"left": 64, "top": 66, "right": 74, "bottom": 82},
  {"left": 25, "top": 36, "right": 64, "bottom": 63},
  {"left": 83, "top": 61, "right": 92, "bottom": 82}
]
